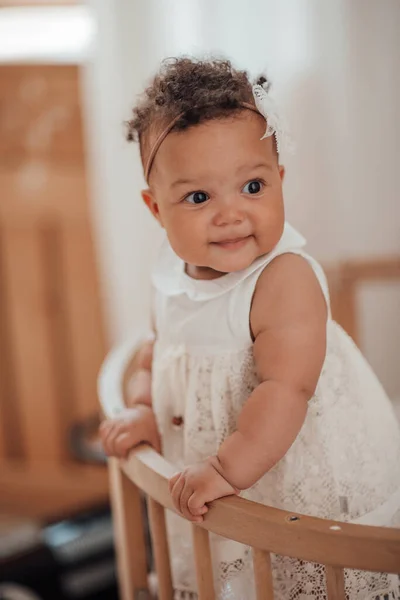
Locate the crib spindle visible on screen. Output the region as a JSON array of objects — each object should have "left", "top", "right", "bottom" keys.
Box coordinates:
[
  {"left": 192, "top": 524, "right": 216, "bottom": 600},
  {"left": 325, "top": 565, "right": 346, "bottom": 600},
  {"left": 109, "top": 459, "right": 149, "bottom": 600},
  {"left": 148, "top": 497, "right": 174, "bottom": 600},
  {"left": 252, "top": 548, "right": 274, "bottom": 600}
]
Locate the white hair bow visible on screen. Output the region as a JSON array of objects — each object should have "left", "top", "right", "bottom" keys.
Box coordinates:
[{"left": 252, "top": 82, "right": 294, "bottom": 154}]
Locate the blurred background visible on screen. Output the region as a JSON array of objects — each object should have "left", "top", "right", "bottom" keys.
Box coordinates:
[{"left": 0, "top": 0, "right": 399, "bottom": 598}]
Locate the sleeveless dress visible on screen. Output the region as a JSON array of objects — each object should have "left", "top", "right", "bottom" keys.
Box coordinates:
[{"left": 151, "top": 223, "right": 400, "bottom": 600}]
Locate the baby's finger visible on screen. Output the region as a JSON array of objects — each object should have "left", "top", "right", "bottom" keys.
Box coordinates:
[
  {"left": 99, "top": 420, "right": 114, "bottom": 444},
  {"left": 170, "top": 474, "right": 185, "bottom": 514},
  {"left": 99, "top": 420, "right": 110, "bottom": 434},
  {"left": 179, "top": 482, "right": 196, "bottom": 521},
  {"left": 106, "top": 425, "right": 124, "bottom": 457},
  {"left": 114, "top": 432, "right": 136, "bottom": 458},
  {"left": 188, "top": 493, "right": 208, "bottom": 518},
  {"left": 168, "top": 473, "right": 181, "bottom": 493},
  {"left": 101, "top": 423, "right": 118, "bottom": 455}
]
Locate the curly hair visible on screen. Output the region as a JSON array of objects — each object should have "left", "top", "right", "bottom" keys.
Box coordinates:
[{"left": 126, "top": 57, "right": 271, "bottom": 171}]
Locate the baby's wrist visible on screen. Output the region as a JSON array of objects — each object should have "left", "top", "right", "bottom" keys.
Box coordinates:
[
  {"left": 132, "top": 404, "right": 161, "bottom": 452},
  {"left": 206, "top": 455, "right": 239, "bottom": 492},
  {"left": 214, "top": 432, "right": 256, "bottom": 490}
]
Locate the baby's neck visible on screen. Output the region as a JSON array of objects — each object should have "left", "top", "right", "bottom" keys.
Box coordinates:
[{"left": 185, "top": 263, "right": 227, "bottom": 281}]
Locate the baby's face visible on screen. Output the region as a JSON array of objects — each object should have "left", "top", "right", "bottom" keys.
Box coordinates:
[{"left": 142, "top": 111, "right": 285, "bottom": 279}]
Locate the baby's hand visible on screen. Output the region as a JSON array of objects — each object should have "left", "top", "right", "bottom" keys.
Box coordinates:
[
  {"left": 169, "top": 457, "right": 238, "bottom": 523},
  {"left": 99, "top": 405, "right": 161, "bottom": 458}
]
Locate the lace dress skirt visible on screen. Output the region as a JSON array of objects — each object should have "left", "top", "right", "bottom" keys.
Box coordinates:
[{"left": 152, "top": 322, "right": 400, "bottom": 600}]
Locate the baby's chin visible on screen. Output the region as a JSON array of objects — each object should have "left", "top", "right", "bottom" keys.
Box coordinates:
[{"left": 208, "top": 251, "right": 260, "bottom": 274}]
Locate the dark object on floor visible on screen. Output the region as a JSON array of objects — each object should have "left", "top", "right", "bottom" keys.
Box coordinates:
[
  {"left": 0, "top": 507, "right": 119, "bottom": 599},
  {"left": 69, "top": 415, "right": 107, "bottom": 466}
]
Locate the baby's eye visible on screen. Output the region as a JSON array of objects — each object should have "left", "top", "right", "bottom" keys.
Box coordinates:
[
  {"left": 185, "top": 191, "right": 209, "bottom": 204},
  {"left": 242, "top": 180, "right": 263, "bottom": 194}
]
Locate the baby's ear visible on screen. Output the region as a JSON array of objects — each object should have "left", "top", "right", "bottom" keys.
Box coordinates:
[
  {"left": 141, "top": 189, "right": 164, "bottom": 227},
  {"left": 278, "top": 165, "right": 285, "bottom": 181}
]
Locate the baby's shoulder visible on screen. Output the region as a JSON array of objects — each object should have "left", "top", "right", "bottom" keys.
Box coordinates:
[{"left": 251, "top": 253, "right": 327, "bottom": 331}]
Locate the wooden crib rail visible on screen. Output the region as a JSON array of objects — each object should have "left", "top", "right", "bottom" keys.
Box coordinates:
[
  {"left": 119, "top": 446, "right": 400, "bottom": 573},
  {"left": 99, "top": 340, "right": 400, "bottom": 600},
  {"left": 110, "top": 448, "right": 400, "bottom": 600}
]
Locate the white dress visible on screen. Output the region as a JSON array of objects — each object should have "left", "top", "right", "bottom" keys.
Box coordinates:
[{"left": 151, "top": 223, "right": 400, "bottom": 600}]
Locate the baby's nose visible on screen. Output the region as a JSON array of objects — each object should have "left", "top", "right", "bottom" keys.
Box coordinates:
[{"left": 214, "top": 197, "right": 245, "bottom": 227}]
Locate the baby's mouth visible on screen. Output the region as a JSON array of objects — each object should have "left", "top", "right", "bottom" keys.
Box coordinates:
[{"left": 211, "top": 235, "right": 252, "bottom": 250}]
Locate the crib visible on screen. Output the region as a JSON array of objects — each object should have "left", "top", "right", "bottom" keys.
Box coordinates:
[{"left": 98, "top": 258, "right": 400, "bottom": 600}]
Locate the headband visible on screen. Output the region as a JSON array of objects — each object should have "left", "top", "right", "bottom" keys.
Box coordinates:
[{"left": 144, "top": 82, "right": 291, "bottom": 182}]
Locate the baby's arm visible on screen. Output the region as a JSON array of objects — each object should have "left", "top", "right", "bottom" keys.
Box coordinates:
[
  {"left": 125, "top": 339, "right": 154, "bottom": 407},
  {"left": 216, "top": 254, "right": 327, "bottom": 489},
  {"left": 100, "top": 337, "right": 161, "bottom": 457},
  {"left": 171, "top": 254, "right": 327, "bottom": 520}
]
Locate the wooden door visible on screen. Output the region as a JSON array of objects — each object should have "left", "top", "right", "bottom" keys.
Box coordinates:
[{"left": 0, "top": 64, "right": 109, "bottom": 519}]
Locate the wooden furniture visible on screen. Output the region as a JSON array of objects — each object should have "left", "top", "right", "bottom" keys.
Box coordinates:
[
  {"left": 329, "top": 257, "right": 400, "bottom": 347},
  {"left": 99, "top": 333, "right": 400, "bottom": 600},
  {"left": 0, "top": 55, "right": 108, "bottom": 517}
]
